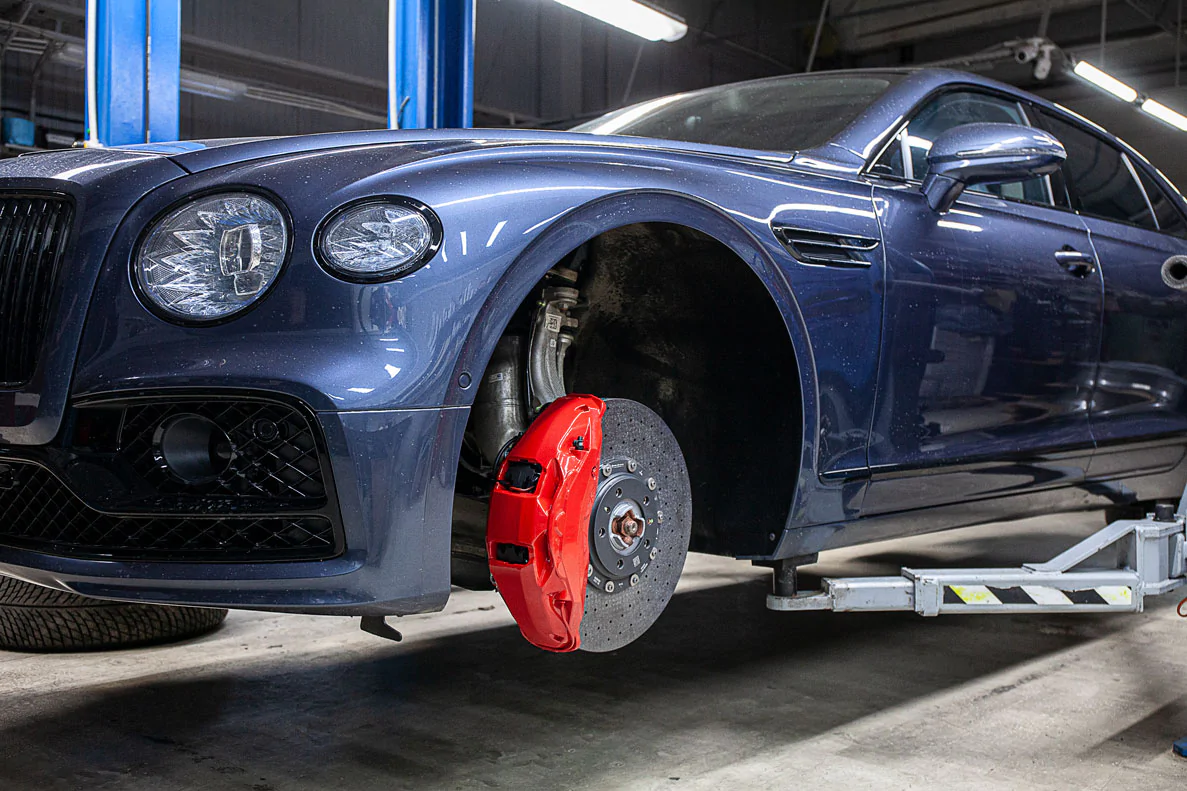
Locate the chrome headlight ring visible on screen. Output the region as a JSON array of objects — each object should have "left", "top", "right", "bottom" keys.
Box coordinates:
[{"left": 314, "top": 196, "right": 443, "bottom": 283}]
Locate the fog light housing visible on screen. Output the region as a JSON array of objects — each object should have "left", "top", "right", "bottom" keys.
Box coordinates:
[{"left": 153, "top": 414, "right": 234, "bottom": 485}]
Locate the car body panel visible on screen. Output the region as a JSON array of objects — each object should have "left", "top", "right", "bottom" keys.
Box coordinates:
[
  {"left": 0, "top": 405, "right": 464, "bottom": 614},
  {"left": 1081, "top": 214, "right": 1187, "bottom": 478},
  {"left": 862, "top": 183, "right": 1102, "bottom": 514}
]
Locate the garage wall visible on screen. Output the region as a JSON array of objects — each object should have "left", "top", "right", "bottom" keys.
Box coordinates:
[{"left": 181, "top": 0, "right": 387, "bottom": 138}]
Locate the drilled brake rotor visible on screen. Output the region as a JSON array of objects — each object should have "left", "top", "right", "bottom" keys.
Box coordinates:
[{"left": 579, "top": 398, "right": 691, "bottom": 653}]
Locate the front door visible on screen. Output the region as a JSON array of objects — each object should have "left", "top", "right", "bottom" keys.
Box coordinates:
[{"left": 861, "top": 89, "right": 1102, "bottom": 514}]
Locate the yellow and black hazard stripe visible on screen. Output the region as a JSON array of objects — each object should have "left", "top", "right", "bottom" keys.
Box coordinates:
[{"left": 943, "top": 585, "right": 1134, "bottom": 607}]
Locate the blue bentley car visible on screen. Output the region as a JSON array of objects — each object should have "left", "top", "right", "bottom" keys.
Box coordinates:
[{"left": 1, "top": 66, "right": 1186, "bottom": 652}]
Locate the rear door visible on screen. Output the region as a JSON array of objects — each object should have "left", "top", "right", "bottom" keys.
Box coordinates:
[
  {"left": 862, "top": 89, "right": 1102, "bottom": 514},
  {"left": 1035, "top": 109, "right": 1187, "bottom": 479}
]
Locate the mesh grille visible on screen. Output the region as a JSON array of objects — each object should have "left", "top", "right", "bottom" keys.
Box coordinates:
[
  {"left": 0, "top": 463, "right": 338, "bottom": 562},
  {"left": 0, "top": 194, "right": 72, "bottom": 386},
  {"left": 119, "top": 400, "right": 326, "bottom": 502}
]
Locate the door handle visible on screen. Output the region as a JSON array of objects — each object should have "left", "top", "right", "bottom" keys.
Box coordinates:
[{"left": 1054, "top": 248, "right": 1097, "bottom": 278}]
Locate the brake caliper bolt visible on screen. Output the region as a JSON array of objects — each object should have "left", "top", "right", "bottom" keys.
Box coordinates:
[
  {"left": 647, "top": 477, "right": 657, "bottom": 491},
  {"left": 630, "top": 574, "right": 640, "bottom": 587}
]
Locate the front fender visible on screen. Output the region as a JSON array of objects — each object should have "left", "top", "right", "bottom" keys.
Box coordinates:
[{"left": 70, "top": 141, "right": 877, "bottom": 532}]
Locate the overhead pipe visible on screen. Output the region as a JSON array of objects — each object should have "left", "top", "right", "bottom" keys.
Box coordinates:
[{"left": 805, "top": 0, "right": 830, "bottom": 73}]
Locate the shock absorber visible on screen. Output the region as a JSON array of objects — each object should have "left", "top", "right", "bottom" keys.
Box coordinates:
[{"left": 528, "top": 279, "right": 581, "bottom": 409}]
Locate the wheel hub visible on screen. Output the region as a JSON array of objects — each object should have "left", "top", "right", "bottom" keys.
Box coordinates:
[
  {"left": 609, "top": 501, "right": 645, "bottom": 553},
  {"left": 588, "top": 457, "right": 659, "bottom": 594}
]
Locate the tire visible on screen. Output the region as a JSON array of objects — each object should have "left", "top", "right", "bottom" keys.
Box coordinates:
[
  {"left": 580, "top": 398, "right": 692, "bottom": 652},
  {"left": 0, "top": 575, "right": 228, "bottom": 653}
]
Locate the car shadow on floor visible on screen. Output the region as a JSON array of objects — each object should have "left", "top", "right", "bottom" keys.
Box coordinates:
[{"left": 0, "top": 565, "right": 1150, "bottom": 791}]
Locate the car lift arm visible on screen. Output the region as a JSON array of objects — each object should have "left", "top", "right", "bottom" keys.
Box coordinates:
[{"left": 769, "top": 494, "right": 1187, "bottom": 617}]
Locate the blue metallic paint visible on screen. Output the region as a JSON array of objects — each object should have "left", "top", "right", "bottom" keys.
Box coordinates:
[
  {"left": 2, "top": 68, "right": 1187, "bottom": 612},
  {"left": 863, "top": 182, "right": 1102, "bottom": 513}
]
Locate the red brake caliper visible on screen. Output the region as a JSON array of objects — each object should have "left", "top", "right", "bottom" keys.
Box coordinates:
[{"left": 486, "top": 394, "right": 606, "bottom": 652}]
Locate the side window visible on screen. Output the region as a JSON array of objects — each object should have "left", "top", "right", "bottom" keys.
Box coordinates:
[
  {"left": 1037, "top": 111, "right": 1157, "bottom": 230},
  {"left": 872, "top": 90, "right": 1051, "bottom": 204},
  {"left": 1135, "top": 167, "right": 1187, "bottom": 239}
]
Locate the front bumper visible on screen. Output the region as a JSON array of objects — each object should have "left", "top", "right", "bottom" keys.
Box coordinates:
[{"left": 0, "top": 405, "right": 468, "bottom": 616}]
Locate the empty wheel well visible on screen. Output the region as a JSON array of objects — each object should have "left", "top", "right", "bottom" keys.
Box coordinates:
[
  {"left": 452, "top": 221, "right": 802, "bottom": 574},
  {"left": 564, "top": 223, "right": 801, "bottom": 556}
]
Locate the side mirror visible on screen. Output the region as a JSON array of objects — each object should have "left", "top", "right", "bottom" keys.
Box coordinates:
[{"left": 921, "top": 122, "right": 1066, "bottom": 213}]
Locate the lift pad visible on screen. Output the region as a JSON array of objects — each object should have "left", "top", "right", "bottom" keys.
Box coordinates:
[
  {"left": 487, "top": 395, "right": 605, "bottom": 652},
  {"left": 769, "top": 499, "right": 1187, "bottom": 616}
]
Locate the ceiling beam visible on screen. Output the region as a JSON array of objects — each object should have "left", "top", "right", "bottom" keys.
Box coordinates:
[{"left": 835, "top": 0, "right": 1103, "bottom": 51}]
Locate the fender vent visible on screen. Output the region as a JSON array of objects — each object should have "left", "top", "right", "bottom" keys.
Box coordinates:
[{"left": 772, "top": 225, "right": 879, "bottom": 267}]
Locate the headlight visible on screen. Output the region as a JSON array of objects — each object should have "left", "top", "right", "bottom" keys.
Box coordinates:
[
  {"left": 135, "top": 192, "right": 290, "bottom": 322},
  {"left": 316, "top": 198, "right": 441, "bottom": 282}
]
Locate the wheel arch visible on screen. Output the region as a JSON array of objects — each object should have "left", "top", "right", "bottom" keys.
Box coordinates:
[{"left": 450, "top": 189, "right": 818, "bottom": 558}]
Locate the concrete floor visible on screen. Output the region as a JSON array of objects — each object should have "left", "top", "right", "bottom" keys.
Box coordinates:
[{"left": 1, "top": 513, "right": 1185, "bottom": 790}]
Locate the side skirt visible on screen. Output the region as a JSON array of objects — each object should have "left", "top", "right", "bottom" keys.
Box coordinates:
[{"left": 765, "top": 445, "right": 1187, "bottom": 561}]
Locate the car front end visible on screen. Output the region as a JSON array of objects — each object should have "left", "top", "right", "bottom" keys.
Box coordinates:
[{"left": 0, "top": 141, "right": 484, "bottom": 616}]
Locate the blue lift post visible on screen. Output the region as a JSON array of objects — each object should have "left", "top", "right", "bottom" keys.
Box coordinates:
[
  {"left": 86, "top": 0, "right": 180, "bottom": 146},
  {"left": 389, "top": 0, "right": 475, "bottom": 130}
]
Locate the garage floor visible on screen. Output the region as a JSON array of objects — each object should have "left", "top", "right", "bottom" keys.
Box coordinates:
[{"left": 2, "top": 513, "right": 1185, "bottom": 790}]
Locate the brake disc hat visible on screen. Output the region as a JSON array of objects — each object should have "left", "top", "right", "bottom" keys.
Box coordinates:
[{"left": 580, "top": 398, "right": 691, "bottom": 653}]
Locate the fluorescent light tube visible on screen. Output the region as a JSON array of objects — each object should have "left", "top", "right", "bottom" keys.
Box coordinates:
[
  {"left": 552, "top": 0, "right": 688, "bottom": 42},
  {"left": 1073, "top": 61, "right": 1138, "bottom": 103},
  {"left": 1141, "top": 98, "right": 1187, "bottom": 131}
]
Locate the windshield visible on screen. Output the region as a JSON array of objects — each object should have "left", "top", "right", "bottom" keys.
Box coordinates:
[{"left": 573, "top": 74, "right": 899, "bottom": 152}]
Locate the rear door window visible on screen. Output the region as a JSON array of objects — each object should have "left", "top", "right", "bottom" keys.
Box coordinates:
[
  {"left": 1134, "top": 167, "right": 1187, "bottom": 238},
  {"left": 1036, "top": 111, "right": 1157, "bottom": 230}
]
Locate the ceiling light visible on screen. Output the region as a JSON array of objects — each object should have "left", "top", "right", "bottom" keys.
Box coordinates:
[
  {"left": 552, "top": 0, "right": 687, "bottom": 42},
  {"left": 1140, "top": 98, "right": 1187, "bottom": 131},
  {"left": 1073, "top": 60, "right": 1138, "bottom": 103}
]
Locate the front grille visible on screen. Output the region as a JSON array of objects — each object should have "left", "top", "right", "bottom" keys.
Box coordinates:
[
  {"left": 118, "top": 400, "right": 326, "bottom": 502},
  {"left": 0, "top": 463, "right": 339, "bottom": 562},
  {"left": 0, "top": 194, "right": 73, "bottom": 386}
]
